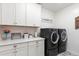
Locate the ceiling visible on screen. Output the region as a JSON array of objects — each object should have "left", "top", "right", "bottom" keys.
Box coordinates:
[{"left": 41, "top": 3, "right": 74, "bottom": 12}]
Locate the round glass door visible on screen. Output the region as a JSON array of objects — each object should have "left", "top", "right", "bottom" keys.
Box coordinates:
[
  {"left": 51, "top": 31, "right": 59, "bottom": 44},
  {"left": 61, "top": 31, "right": 67, "bottom": 42}
]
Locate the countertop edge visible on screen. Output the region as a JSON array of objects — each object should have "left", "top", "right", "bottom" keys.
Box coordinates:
[{"left": 0, "top": 37, "right": 45, "bottom": 46}]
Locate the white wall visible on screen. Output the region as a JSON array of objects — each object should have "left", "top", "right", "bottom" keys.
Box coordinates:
[
  {"left": 55, "top": 4, "right": 79, "bottom": 55},
  {"left": 40, "top": 7, "right": 55, "bottom": 28}
]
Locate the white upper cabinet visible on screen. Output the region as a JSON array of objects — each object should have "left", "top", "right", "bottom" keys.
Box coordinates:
[
  {"left": 1, "top": 3, "right": 16, "bottom": 25},
  {"left": 41, "top": 7, "right": 53, "bottom": 20},
  {"left": 15, "top": 3, "right": 26, "bottom": 26},
  {"left": 0, "top": 4, "right": 2, "bottom": 24},
  {"left": 1, "top": 3, "right": 41, "bottom": 27},
  {"left": 1, "top": 3, "right": 26, "bottom": 26},
  {"left": 26, "top": 3, "right": 41, "bottom": 27}
]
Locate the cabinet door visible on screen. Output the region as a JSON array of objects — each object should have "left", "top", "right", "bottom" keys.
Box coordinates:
[
  {"left": 26, "top": 3, "right": 41, "bottom": 27},
  {"left": 0, "top": 50, "right": 15, "bottom": 56},
  {"left": 15, "top": 3, "right": 26, "bottom": 26},
  {"left": 2, "top": 3, "right": 16, "bottom": 25},
  {"left": 16, "top": 47, "right": 28, "bottom": 56},
  {"left": 15, "top": 42, "right": 28, "bottom": 56},
  {"left": 28, "top": 41, "right": 37, "bottom": 56},
  {"left": 36, "top": 40, "right": 44, "bottom": 56},
  {"left": 41, "top": 7, "right": 53, "bottom": 20},
  {"left": 0, "top": 4, "right": 2, "bottom": 24}
]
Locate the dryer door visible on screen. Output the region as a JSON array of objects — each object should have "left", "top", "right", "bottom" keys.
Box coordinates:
[
  {"left": 61, "top": 30, "right": 67, "bottom": 42},
  {"left": 51, "top": 31, "right": 59, "bottom": 44}
]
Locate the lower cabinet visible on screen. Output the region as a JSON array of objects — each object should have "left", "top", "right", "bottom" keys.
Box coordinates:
[
  {"left": 0, "top": 42, "right": 28, "bottom": 56},
  {"left": 0, "top": 50, "right": 15, "bottom": 56},
  {"left": 28, "top": 40, "right": 44, "bottom": 56},
  {"left": 0, "top": 39, "right": 44, "bottom": 56},
  {"left": 15, "top": 47, "right": 28, "bottom": 56},
  {"left": 28, "top": 41, "right": 37, "bottom": 56},
  {"left": 14, "top": 42, "right": 28, "bottom": 56},
  {"left": 36, "top": 40, "right": 44, "bottom": 56},
  {"left": 2, "top": 53, "right": 14, "bottom": 56}
]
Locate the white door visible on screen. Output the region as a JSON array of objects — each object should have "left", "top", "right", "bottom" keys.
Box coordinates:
[
  {"left": 26, "top": 3, "right": 41, "bottom": 27},
  {"left": 15, "top": 3, "right": 26, "bottom": 26},
  {"left": 28, "top": 41, "right": 37, "bottom": 56},
  {"left": 36, "top": 40, "right": 44, "bottom": 56},
  {"left": 2, "top": 3, "right": 16, "bottom": 25}
]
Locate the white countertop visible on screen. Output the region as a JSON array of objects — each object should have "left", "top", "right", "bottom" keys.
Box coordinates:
[{"left": 0, "top": 37, "right": 45, "bottom": 46}]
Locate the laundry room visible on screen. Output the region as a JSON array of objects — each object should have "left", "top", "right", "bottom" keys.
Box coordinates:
[
  {"left": 0, "top": 0, "right": 79, "bottom": 57},
  {"left": 40, "top": 3, "right": 79, "bottom": 56}
]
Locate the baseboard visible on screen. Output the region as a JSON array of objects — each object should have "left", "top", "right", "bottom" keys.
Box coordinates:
[{"left": 67, "top": 50, "right": 79, "bottom": 56}]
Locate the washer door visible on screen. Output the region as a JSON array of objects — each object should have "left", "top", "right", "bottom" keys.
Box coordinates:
[
  {"left": 51, "top": 31, "right": 59, "bottom": 44},
  {"left": 61, "top": 30, "right": 67, "bottom": 42}
]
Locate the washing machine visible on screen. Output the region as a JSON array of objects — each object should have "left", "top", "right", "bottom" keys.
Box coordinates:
[
  {"left": 58, "top": 29, "right": 67, "bottom": 54},
  {"left": 40, "top": 28, "right": 59, "bottom": 56}
]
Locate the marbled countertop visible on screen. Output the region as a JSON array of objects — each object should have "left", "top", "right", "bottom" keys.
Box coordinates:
[{"left": 0, "top": 37, "right": 45, "bottom": 46}]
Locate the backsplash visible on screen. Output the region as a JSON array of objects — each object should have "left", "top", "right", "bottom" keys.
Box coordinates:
[{"left": 0, "top": 25, "right": 38, "bottom": 40}]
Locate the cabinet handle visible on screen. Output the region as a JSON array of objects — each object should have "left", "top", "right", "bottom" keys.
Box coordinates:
[{"left": 13, "top": 44, "right": 17, "bottom": 48}]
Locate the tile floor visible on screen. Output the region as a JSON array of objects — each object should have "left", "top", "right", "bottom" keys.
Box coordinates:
[{"left": 58, "top": 51, "right": 77, "bottom": 56}]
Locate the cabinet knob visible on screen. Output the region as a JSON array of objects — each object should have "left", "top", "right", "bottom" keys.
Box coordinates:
[{"left": 14, "top": 44, "right": 17, "bottom": 48}]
